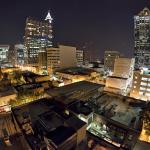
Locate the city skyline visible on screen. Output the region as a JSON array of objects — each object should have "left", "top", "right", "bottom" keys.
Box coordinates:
[
  {"left": 0, "top": 1, "right": 150, "bottom": 149},
  {"left": 0, "top": 0, "right": 150, "bottom": 59}
]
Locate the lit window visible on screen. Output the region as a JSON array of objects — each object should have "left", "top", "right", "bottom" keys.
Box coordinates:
[
  {"left": 139, "top": 92, "right": 143, "bottom": 95},
  {"left": 142, "top": 77, "right": 148, "bottom": 81},
  {"left": 141, "top": 82, "right": 147, "bottom": 86},
  {"left": 140, "top": 87, "right": 146, "bottom": 91},
  {"left": 135, "top": 76, "right": 138, "bottom": 79},
  {"left": 147, "top": 88, "right": 150, "bottom": 92},
  {"left": 145, "top": 93, "right": 150, "bottom": 96}
]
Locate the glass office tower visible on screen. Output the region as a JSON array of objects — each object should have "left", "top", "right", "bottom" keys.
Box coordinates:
[
  {"left": 24, "top": 11, "right": 53, "bottom": 65},
  {"left": 134, "top": 7, "right": 150, "bottom": 69}
]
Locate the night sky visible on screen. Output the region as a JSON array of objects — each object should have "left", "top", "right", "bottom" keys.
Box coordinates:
[{"left": 0, "top": 0, "right": 150, "bottom": 59}]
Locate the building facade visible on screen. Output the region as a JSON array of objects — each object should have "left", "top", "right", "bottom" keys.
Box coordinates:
[
  {"left": 38, "top": 52, "right": 47, "bottom": 74},
  {"left": 130, "top": 69, "right": 150, "bottom": 101},
  {"left": 105, "top": 58, "right": 135, "bottom": 95},
  {"left": 134, "top": 7, "right": 150, "bottom": 69},
  {"left": 113, "top": 58, "right": 135, "bottom": 78},
  {"left": 14, "top": 44, "right": 27, "bottom": 66},
  {"left": 47, "top": 45, "right": 77, "bottom": 73},
  {"left": 24, "top": 11, "right": 53, "bottom": 66},
  {"left": 76, "top": 50, "right": 84, "bottom": 66},
  {"left": 0, "top": 45, "right": 9, "bottom": 64},
  {"left": 104, "top": 51, "right": 120, "bottom": 72}
]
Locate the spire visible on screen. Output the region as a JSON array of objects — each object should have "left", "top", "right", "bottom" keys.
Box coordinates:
[
  {"left": 138, "top": 7, "right": 150, "bottom": 16},
  {"left": 45, "top": 10, "right": 53, "bottom": 23}
]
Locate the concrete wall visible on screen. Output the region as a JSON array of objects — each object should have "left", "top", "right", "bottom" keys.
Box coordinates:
[
  {"left": 113, "top": 58, "right": 135, "bottom": 78},
  {"left": 59, "top": 45, "right": 77, "bottom": 69}
]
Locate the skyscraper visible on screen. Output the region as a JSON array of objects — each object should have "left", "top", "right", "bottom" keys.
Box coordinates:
[
  {"left": 24, "top": 11, "right": 53, "bottom": 66},
  {"left": 134, "top": 7, "right": 150, "bottom": 69}
]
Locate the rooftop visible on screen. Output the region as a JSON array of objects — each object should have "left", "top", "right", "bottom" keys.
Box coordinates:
[
  {"left": 46, "top": 81, "right": 103, "bottom": 103},
  {"left": 13, "top": 98, "right": 86, "bottom": 131},
  {"left": 138, "top": 7, "right": 150, "bottom": 16},
  {"left": 68, "top": 101, "right": 92, "bottom": 116},
  {"left": 13, "top": 98, "right": 52, "bottom": 124},
  {"left": 50, "top": 105, "right": 87, "bottom": 130},
  {"left": 27, "top": 17, "right": 50, "bottom": 25},
  {"left": 38, "top": 111, "right": 64, "bottom": 132},
  {"left": 87, "top": 92, "right": 143, "bottom": 131},
  {"left": 46, "top": 125, "right": 76, "bottom": 145},
  {"left": 15, "top": 83, "right": 42, "bottom": 91},
  {"left": 0, "top": 85, "right": 17, "bottom": 97},
  {"left": 0, "top": 45, "right": 9, "bottom": 48},
  {"left": 22, "top": 71, "right": 49, "bottom": 79},
  {"left": 66, "top": 115, "right": 86, "bottom": 130},
  {"left": 57, "top": 67, "right": 95, "bottom": 75}
]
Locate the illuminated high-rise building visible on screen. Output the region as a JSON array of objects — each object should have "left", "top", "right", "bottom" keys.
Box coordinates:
[
  {"left": 134, "top": 7, "right": 150, "bottom": 69},
  {"left": 0, "top": 45, "right": 9, "bottom": 64},
  {"left": 24, "top": 11, "right": 53, "bottom": 66}
]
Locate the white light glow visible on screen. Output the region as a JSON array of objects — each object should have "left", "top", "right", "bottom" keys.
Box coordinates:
[{"left": 45, "top": 10, "right": 53, "bottom": 23}]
